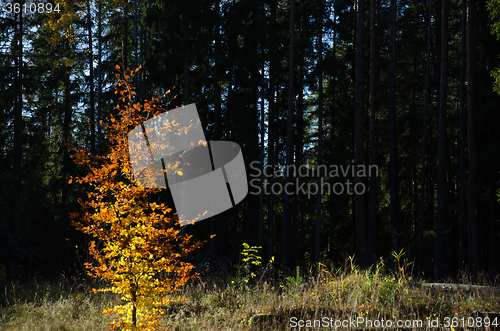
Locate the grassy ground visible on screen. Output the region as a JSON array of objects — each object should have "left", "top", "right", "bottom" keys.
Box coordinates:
[{"left": 0, "top": 259, "right": 499, "bottom": 330}]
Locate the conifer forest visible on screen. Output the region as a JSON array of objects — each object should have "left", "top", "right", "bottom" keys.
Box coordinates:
[{"left": 2, "top": 0, "right": 500, "bottom": 289}]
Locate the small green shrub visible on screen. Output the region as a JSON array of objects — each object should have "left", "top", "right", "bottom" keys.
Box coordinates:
[
  {"left": 228, "top": 243, "right": 262, "bottom": 287},
  {"left": 285, "top": 266, "right": 303, "bottom": 288}
]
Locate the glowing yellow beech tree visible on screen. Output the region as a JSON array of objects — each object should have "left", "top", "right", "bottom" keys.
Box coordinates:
[{"left": 69, "top": 66, "right": 201, "bottom": 330}]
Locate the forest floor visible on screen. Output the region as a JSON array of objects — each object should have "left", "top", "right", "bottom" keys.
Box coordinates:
[{"left": 0, "top": 259, "right": 499, "bottom": 330}]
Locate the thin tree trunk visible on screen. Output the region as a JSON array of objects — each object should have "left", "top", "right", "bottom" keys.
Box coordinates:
[
  {"left": 486, "top": 43, "right": 495, "bottom": 276},
  {"left": 294, "top": 62, "right": 304, "bottom": 263},
  {"left": 282, "top": 0, "right": 295, "bottom": 269},
  {"left": 418, "top": 0, "right": 432, "bottom": 277},
  {"left": 257, "top": 0, "right": 266, "bottom": 252},
  {"left": 131, "top": 289, "right": 137, "bottom": 327},
  {"left": 123, "top": 2, "right": 128, "bottom": 67},
  {"left": 367, "top": 0, "right": 377, "bottom": 267},
  {"left": 139, "top": 15, "right": 144, "bottom": 100},
  {"left": 489, "top": 128, "right": 497, "bottom": 276},
  {"left": 179, "top": 5, "right": 190, "bottom": 254},
  {"left": 267, "top": 0, "right": 277, "bottom": 263},
  {"left": 210, "top": 0, "right": 221, "bottom": 258},
  {"left": 13, "top": 5, "right": 23, "bottom": 236},
  {"left": 315, "top": 5, "right": 324, "bottom": 264},
  {"left": 467, "top": 0, "right": 478, "bottom": 278},
  {"left": 258, "top": 74, "right": 265, "bottom": 249},
  {"left": 435, "top": 0, "right": 449, "bottom": 281},
  {"left": 133, "top": 0, "right": 141, "bottom": 100},
  {"left": 292, "top": 12, "right": 305, "bottom": 263},
  {"left": 134, "top": 0, "right": 138, "bottom": 69},
  {"left": 183, "top": 5, "right": 189, "bottom": 105},
  {"left": 88, "top": 0, "right": 95, "bottom": 154},
  {"left": 355, "top": 0, "right": 367, "bottom": 268},
  {"left": 59, "top": 68, "right": 72, "bottom": 273},
  {"left": 388, "top": 0, "right": 399, "bottom": 259},
  {"left": 97, "top": 0, "right": 102, "bottom": 155},
  {"left": 458, "top": 0, "right": 467, "bottom": 275}
]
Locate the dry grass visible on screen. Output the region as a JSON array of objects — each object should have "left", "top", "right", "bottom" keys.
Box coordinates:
[
  {"left": 0, "top": 260, "right": 499, "bottom": 330},
  {"left": 162, "top": 259, "right": 500, "bottom": 330},
  {"left": 0, "top": 274, "right": 120, "bottom": 331}
]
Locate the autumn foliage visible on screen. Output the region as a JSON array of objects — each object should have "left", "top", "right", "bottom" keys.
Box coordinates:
[{"left": 68, "top": 66, "right": 201, "bottom": 330}]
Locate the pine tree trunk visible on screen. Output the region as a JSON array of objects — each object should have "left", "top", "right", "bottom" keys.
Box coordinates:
[
  {"left": 467, "top": 0, "right": 478, "bottom": 278},
  {"left": 88, "top": 0, "right": 95, "bottom": 155},
  {"left": 133, "top": 0, "right": 139, "bottom": 100},
  {"left": 315, "top": 4, "right": 324, "bottom": 264},
  {"left": 355, "top": 0, "right": 367, "bottom": 268},
  {"left": 488, "top": 128, "right": 497, "bottom": 276},
  {"left": 388, "top": 0, "right": 399, "bottom": 259},
  {"left": 13, "top": 5, "right": 23, "bottom": 237},
  {"left": 435, "top": 0, "right": 449, "bottom": 281},
  {"left": 282, "top": 0, "right": 295, "bottom": 269},
  {"left": 123, "top": 3, "right": 128, "bottom": 67},
  {"left": 97, "top": 0, "right": 102, "bottom": 155},
  {"left": 210, "top": 0, "right": 221, "bottom": 258},
  {"left": 367, "top": 0, "right": 377, "bottom": 267},
  {"left": 418, "top": 0, "right": 432, "bottom": 276},
  {"left": 183, "top": 28, "right": 189, "bottom": 104},
  {"left": 458, "top": 0, "right": 467, "bottom": 275},
  {"left": 267, "top": 0, "right": 277, "bottom": 263}
]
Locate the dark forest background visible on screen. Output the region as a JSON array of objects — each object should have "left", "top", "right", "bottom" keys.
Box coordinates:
[{"left": 1, "top": 0, "right": 500, "bottom": 282}]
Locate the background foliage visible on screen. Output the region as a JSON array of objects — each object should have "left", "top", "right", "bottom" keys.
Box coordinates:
[{"left": 0, "top": 0, "right": 499, "bottom": 282}]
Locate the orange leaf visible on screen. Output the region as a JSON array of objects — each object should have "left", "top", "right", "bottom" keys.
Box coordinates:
[{"left": 67, "top": 68, "right": 202, "bottom": 330}]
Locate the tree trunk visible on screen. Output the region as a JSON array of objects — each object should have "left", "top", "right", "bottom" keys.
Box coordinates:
[
  {"left": 355, "top": 0, "right": 367, "bottom": 268},
  {"left": 210, "top": 0, "right": 221, "bottom": 258},
  {"left": 59, "top": 67, "right": 72, "bottom": 273},
  {"left": 458, "top": 0, "right": 467, "bottom": 275},
  {"left": 133, "top": 0, "right": 140, "bottom": 100},
  {"left": 88, "top": 0, "right": 95, "bottom": 154},
  {"left": 135, "top": 1, "right": 144, "bottom": 101},
  {"left": 435, "top": 0, "right": 449, "bottom": 281},
  {"left": 257, "top": 0, "right": 266, "bottom": 252},
  {"left": 258, "top": 73, "right": 265, "bottom": 249},
  {"left": 267, "top": 0, "right": 277, "bottom": 263},
  {"left": 388, "top": 0, "right": 399, "bottom": 259},
  {"left": 282, "top": 0, "right": 295, "bottom": 269},
  {"left": 131, "top": 288, "right": 137, "bottom": 327},
  {"left": 123, "top": 2, "right": 129, "bottom": 67},
  {"left": 418, "top": 0, "right": 432, "bottom": 277},
  {"left": 183, "top": 27, "right": 189, "bottom": 104},
  {"left": 488, "top": 128, "right": 497, "bottom": 276},
  {"left": 97, "top": 0, "right": 102, "bottom": 155},
  {"left": 467, "top": 0, "right": 478, "bottom": 278},
  {"left": 13, "top": 5, "right": 23, "bottom": 236},
  {"left": 367, "top": 0, "right": 377, "bottom": 267},
  {"left": 315, "top": 4, "right": 324, "bottom": 264}
]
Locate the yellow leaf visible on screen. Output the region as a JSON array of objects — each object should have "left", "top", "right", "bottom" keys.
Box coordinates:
[{"left": 67, "top": 64, "right": 202, "bottom": 330}]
